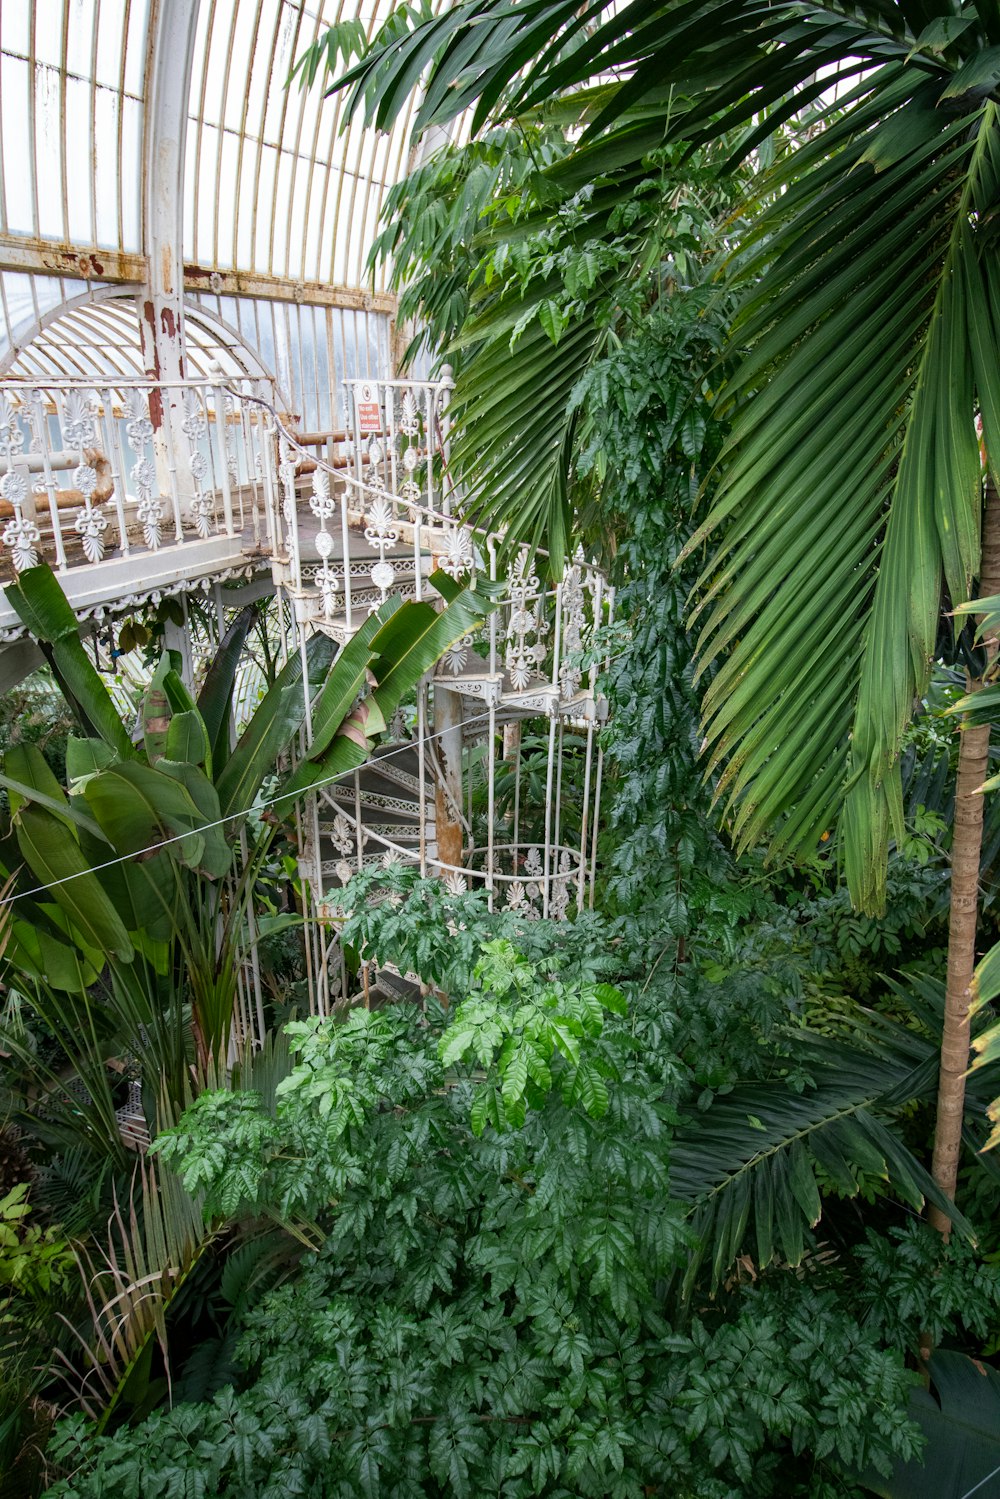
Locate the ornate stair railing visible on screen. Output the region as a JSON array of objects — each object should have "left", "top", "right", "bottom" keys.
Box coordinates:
[
  {"left": 0, "top": 377, "right": 277, "bottom": 639},
  {"left": 267, "top": 373, "right": 613, "bottom": 1011}
]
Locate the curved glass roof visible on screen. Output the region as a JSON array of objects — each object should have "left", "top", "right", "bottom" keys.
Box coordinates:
[
  {"left": 0, "top": 1, "right": 149, "bottom": 255},
  {"left": 186, "top": 0, "right": 426, "bottom": 293},
  {"left": 0, "top": 0, "right": 441, "bottom": 293},
  {"left": 0, "top": 292, "right": 275, "bottom": 382},
  {"left": 0, "top": 0, "right": 455, "bottom": 412}
]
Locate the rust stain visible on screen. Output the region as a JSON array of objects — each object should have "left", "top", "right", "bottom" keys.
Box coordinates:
[{"left": 141, "top": 299, "right": 164, "bottom": 428}]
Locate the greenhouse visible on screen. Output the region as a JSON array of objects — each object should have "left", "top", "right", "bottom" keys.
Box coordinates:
[{"left": 4, "top": 1, "right": 1000, "bottom": 1494}]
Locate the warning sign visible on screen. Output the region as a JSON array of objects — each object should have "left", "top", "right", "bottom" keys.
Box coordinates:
[{"left": 354, "top": 380, "right": 382, "bottom": 435}]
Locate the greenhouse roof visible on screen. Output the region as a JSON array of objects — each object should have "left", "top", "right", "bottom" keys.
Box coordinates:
[{"left": 0, "top": 0, "right": 427, "bottom": 291}]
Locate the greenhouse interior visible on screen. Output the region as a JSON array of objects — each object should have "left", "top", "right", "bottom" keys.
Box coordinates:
[{"left": 6, "top": 1, "right": 1000, "bottom": 1495}]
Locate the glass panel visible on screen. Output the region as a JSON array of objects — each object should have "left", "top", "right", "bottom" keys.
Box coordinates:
[
  {"left": 65, "top": 73, "right": 96, "bottom": 245},
  {"left": 34, "top": 63, "right": 66, "bottom": 240},
  {"left": 0, "top": 53, "right": 32, "bottom": 233}
]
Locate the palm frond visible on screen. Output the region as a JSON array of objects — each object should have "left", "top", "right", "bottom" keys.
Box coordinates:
[
  {"left": 54, "top": 1155, "right": 213, "bottom": 1429},
  {"left": 671, "top": 1024, "right": 965, "bottom": 1295}
]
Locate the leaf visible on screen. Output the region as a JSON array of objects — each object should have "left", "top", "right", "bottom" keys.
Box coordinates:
[
  {"left": 538, "top": 298, "right": 569, "bottom": 345},
  {"left": 865, "top": 1351, "right": 1000, "bottom": 1497},
  {"left": 157, "top": 760, "right": 231, "bottom": 878},
  {"left": 573, "top": 1057, "right": 609, "bottom": 1118},
  {"left": 673, "top": 1030, "right": 966, "bottom": 1292},
  {"left": 197, "top": 606, "right": 255, "bottom": 771},
  {"left": 939, "top": 46, "right": 1000, "bottom": 101},
  {"left": 13, "top": 803, "right": 133, "bottom": 961},
  {"left": 5, "top": 564, "right": 134, "bottom": 759},
  {"left": 82, "top": 762, "right": 212, "bottom": 872},
  {"left": 65, "top": 736, "right": 115, "bottom": 783},
  {"left": 368, "top": 574, "right": 500, "bottom": 721},
  {"left": 215, "top": 632, "right": 335, "bottom": 819},
  {"left": 143, "top": 655, "right": 173, "bottom": 764},
  {"left": 165, "top": 710, "right": 212, "bottom": 771},
  {"left": 0, "top": 744, "right": 103, "bottom": 838}
]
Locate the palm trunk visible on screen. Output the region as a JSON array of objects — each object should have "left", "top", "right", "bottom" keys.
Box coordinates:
[{"left": 929, "top": 476, "right": 1000, "bottom": 1238}]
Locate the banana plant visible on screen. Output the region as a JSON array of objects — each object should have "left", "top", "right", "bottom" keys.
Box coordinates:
[{"left": 0, "top": 563, "right": 498, "bottom": 1132}]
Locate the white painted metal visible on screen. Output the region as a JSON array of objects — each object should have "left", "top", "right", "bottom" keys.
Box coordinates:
[{"left": 0, "top": 369, "right": 611, "bottom": 1015}]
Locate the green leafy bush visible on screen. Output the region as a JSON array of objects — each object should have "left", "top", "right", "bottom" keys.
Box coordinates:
[{"left": 43, "top": 951, "right": 944, "bottom": 1498}]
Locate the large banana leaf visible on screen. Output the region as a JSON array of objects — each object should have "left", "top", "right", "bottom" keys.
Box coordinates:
[
  {"left": 196, "top": 604, "right": 255, "bottom": 771},
  {"left": 82, "top": 761, "right": 230, "bottom": 879},
  {"left": 13, "top": 804, "right": 133, "bottom": 962},
  {"left": 863, "top": 1351, "right": 1000, "bottom": 1498},
  {"left": 369, "top": 569, "right": 501, "bottom": 717},
  {"left": 0, "top": 742, "right": 103, "bottom": 838},
  {"left": 304, "top": 605, "right": 390, "bottom": 761},
  {"left": 4, "top": 564, "right": 134, "bottom": 760},
  {"left": 214, "top": 632, "right": 336, "bottom": 819},
  {"left": 279, "top": 572, "right": 500, "bottom": 801}
]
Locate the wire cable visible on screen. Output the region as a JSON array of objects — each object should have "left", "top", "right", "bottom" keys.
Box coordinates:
[{"left": 961, "top": 1460, "right": 1000, "bottom": 1499}]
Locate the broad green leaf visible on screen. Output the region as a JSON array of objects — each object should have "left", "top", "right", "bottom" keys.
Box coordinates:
[
  {"left": 5, "top": 566, "right": 134, "bottom": 759},
  {"left": 305, "top": 609, "right": 387, "bottom": 760},
  {"left": 8, "top": 917, "right": 102, "bottom": 991},
  {"left": 82, "top": 762, "right": 209, "bottom": 870},
  {"left": 369, "top": 574, "right": 499, "bottom": 720},
  {"left": 166, "top": 709, "right": 212, "bottom": 771},
  {"left": 0, "top": 743, "right": 103, "bottom": 839},
  {"left": 865, "top": 1351, "right": 1000, "bottom": 1497},
  {"left": 143, "top": 655, "right": 173, "bottom": 763},
  {"left": 66, "top": 735, "right": 115, "bottom": 783},
  {"left": 14, "top": 803, "right": 133, "bottom": 961},
  {"left": 158, "top": 759, "right": 232, "bottom": 878},
  {"left": 197, "top": 605, "right": 255, "bottom": 771},
  {"left": 215, "top": 633, "right": 336, "bottom": 819}
]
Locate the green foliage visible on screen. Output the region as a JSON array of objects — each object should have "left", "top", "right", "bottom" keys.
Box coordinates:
[
  {"left": 0, "top": 1183, "right": 73, "bottom": 1301},
  {"left": 369, "top": 122, "right": 570, "bottom": 369},
  {"left": 854, "top": 1223, "right": 1000, "bottom": 1356},
  {"left": 576, "top": 301, "right": 733, "bottom": 950},
  {"left": 330, "top": 862, "right": 614, "bottom": 998},
  {"left": 48, "top": 972, "right": 933, "bottom": 1498},
  {"left": 440, "top": 939, "right": 626, "bottom": 1130}
]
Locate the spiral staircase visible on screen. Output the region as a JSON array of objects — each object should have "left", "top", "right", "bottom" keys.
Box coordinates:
[{"left": 0, "top": 371, "right": 611, "bottom": 1025}]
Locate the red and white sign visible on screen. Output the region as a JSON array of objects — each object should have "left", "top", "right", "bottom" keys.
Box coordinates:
[{"left": 354, "top": 380, "right": 382, "bottom": 434}]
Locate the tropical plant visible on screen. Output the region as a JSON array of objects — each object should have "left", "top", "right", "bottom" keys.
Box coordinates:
[
  {"left": 45, "top": 906, "right": 1000, "bottom": 1497},
  {"left": 298, "top": 0, "right": 1000, "bottom": 1234},
  {"left": 0, "top": 562, "right": 497, "bottom": 1132},
  {"left": 0, "top": 560, "right": 500, "bottom": 1476}
]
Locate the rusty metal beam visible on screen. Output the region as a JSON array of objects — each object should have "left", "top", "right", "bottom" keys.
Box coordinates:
[
  {"left": 0, "top": 248, "right": 398, "bottom": 317},
  {"left": 0, "top": 234, "right": 146, "bottom": 283},
  {"left": 182, "top": 265, "right": 397, "bottom": 315}
]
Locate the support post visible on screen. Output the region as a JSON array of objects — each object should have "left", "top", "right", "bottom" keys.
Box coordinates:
[
  {"left": 433, "top": 683, "right": 465, "bottom": 872},
  {"left": 138, "top": 0, "right": 200, "bottom": 512}
]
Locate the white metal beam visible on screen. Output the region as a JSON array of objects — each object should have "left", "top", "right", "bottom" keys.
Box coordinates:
[{"left": 140, "top": 0, "right": 201, "bottom": 383}]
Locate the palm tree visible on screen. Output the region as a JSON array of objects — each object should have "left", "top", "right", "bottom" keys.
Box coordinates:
[{"left": 300, "top": 1, "right": 1000, "bottom": 1228}]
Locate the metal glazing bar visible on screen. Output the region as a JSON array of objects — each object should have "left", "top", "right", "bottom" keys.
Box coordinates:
[
  {"left": 417, "top": 679, "right": 428, "bottom": 876},
  {"left": 578, "top": 721, "right": 595, "bottom": 915}
]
